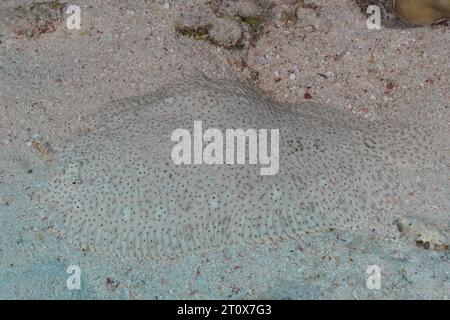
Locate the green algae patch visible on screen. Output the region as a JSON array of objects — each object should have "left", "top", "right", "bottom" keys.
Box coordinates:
[{"left": 175, "top": 25, "right": 212, "bottom": 41}]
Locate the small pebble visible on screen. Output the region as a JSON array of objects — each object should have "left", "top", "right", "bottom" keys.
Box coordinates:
[{"left": 255, "top": 56, "right": 268, "bottom": 65}]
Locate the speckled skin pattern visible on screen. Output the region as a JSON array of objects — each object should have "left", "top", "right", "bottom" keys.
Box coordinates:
[
  {"left": 38, "top": 78, "right": 446, "bottom": 258},
  {"left": 393, "top": 0, "right": 450, "bottom": 24}
]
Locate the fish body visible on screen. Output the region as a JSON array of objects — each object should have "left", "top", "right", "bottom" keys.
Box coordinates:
[{"left": 38, "top": 78, "right": 447, "bottom": 258}]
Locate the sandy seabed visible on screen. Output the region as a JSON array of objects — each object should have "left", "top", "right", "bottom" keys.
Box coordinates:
[{"left": 0, "top": 0, "right": 449, "bottom": 299}]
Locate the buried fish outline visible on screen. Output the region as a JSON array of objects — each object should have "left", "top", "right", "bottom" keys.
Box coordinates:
[{"left": 35, "top": 78, "right": 450, "bottom": 258}]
